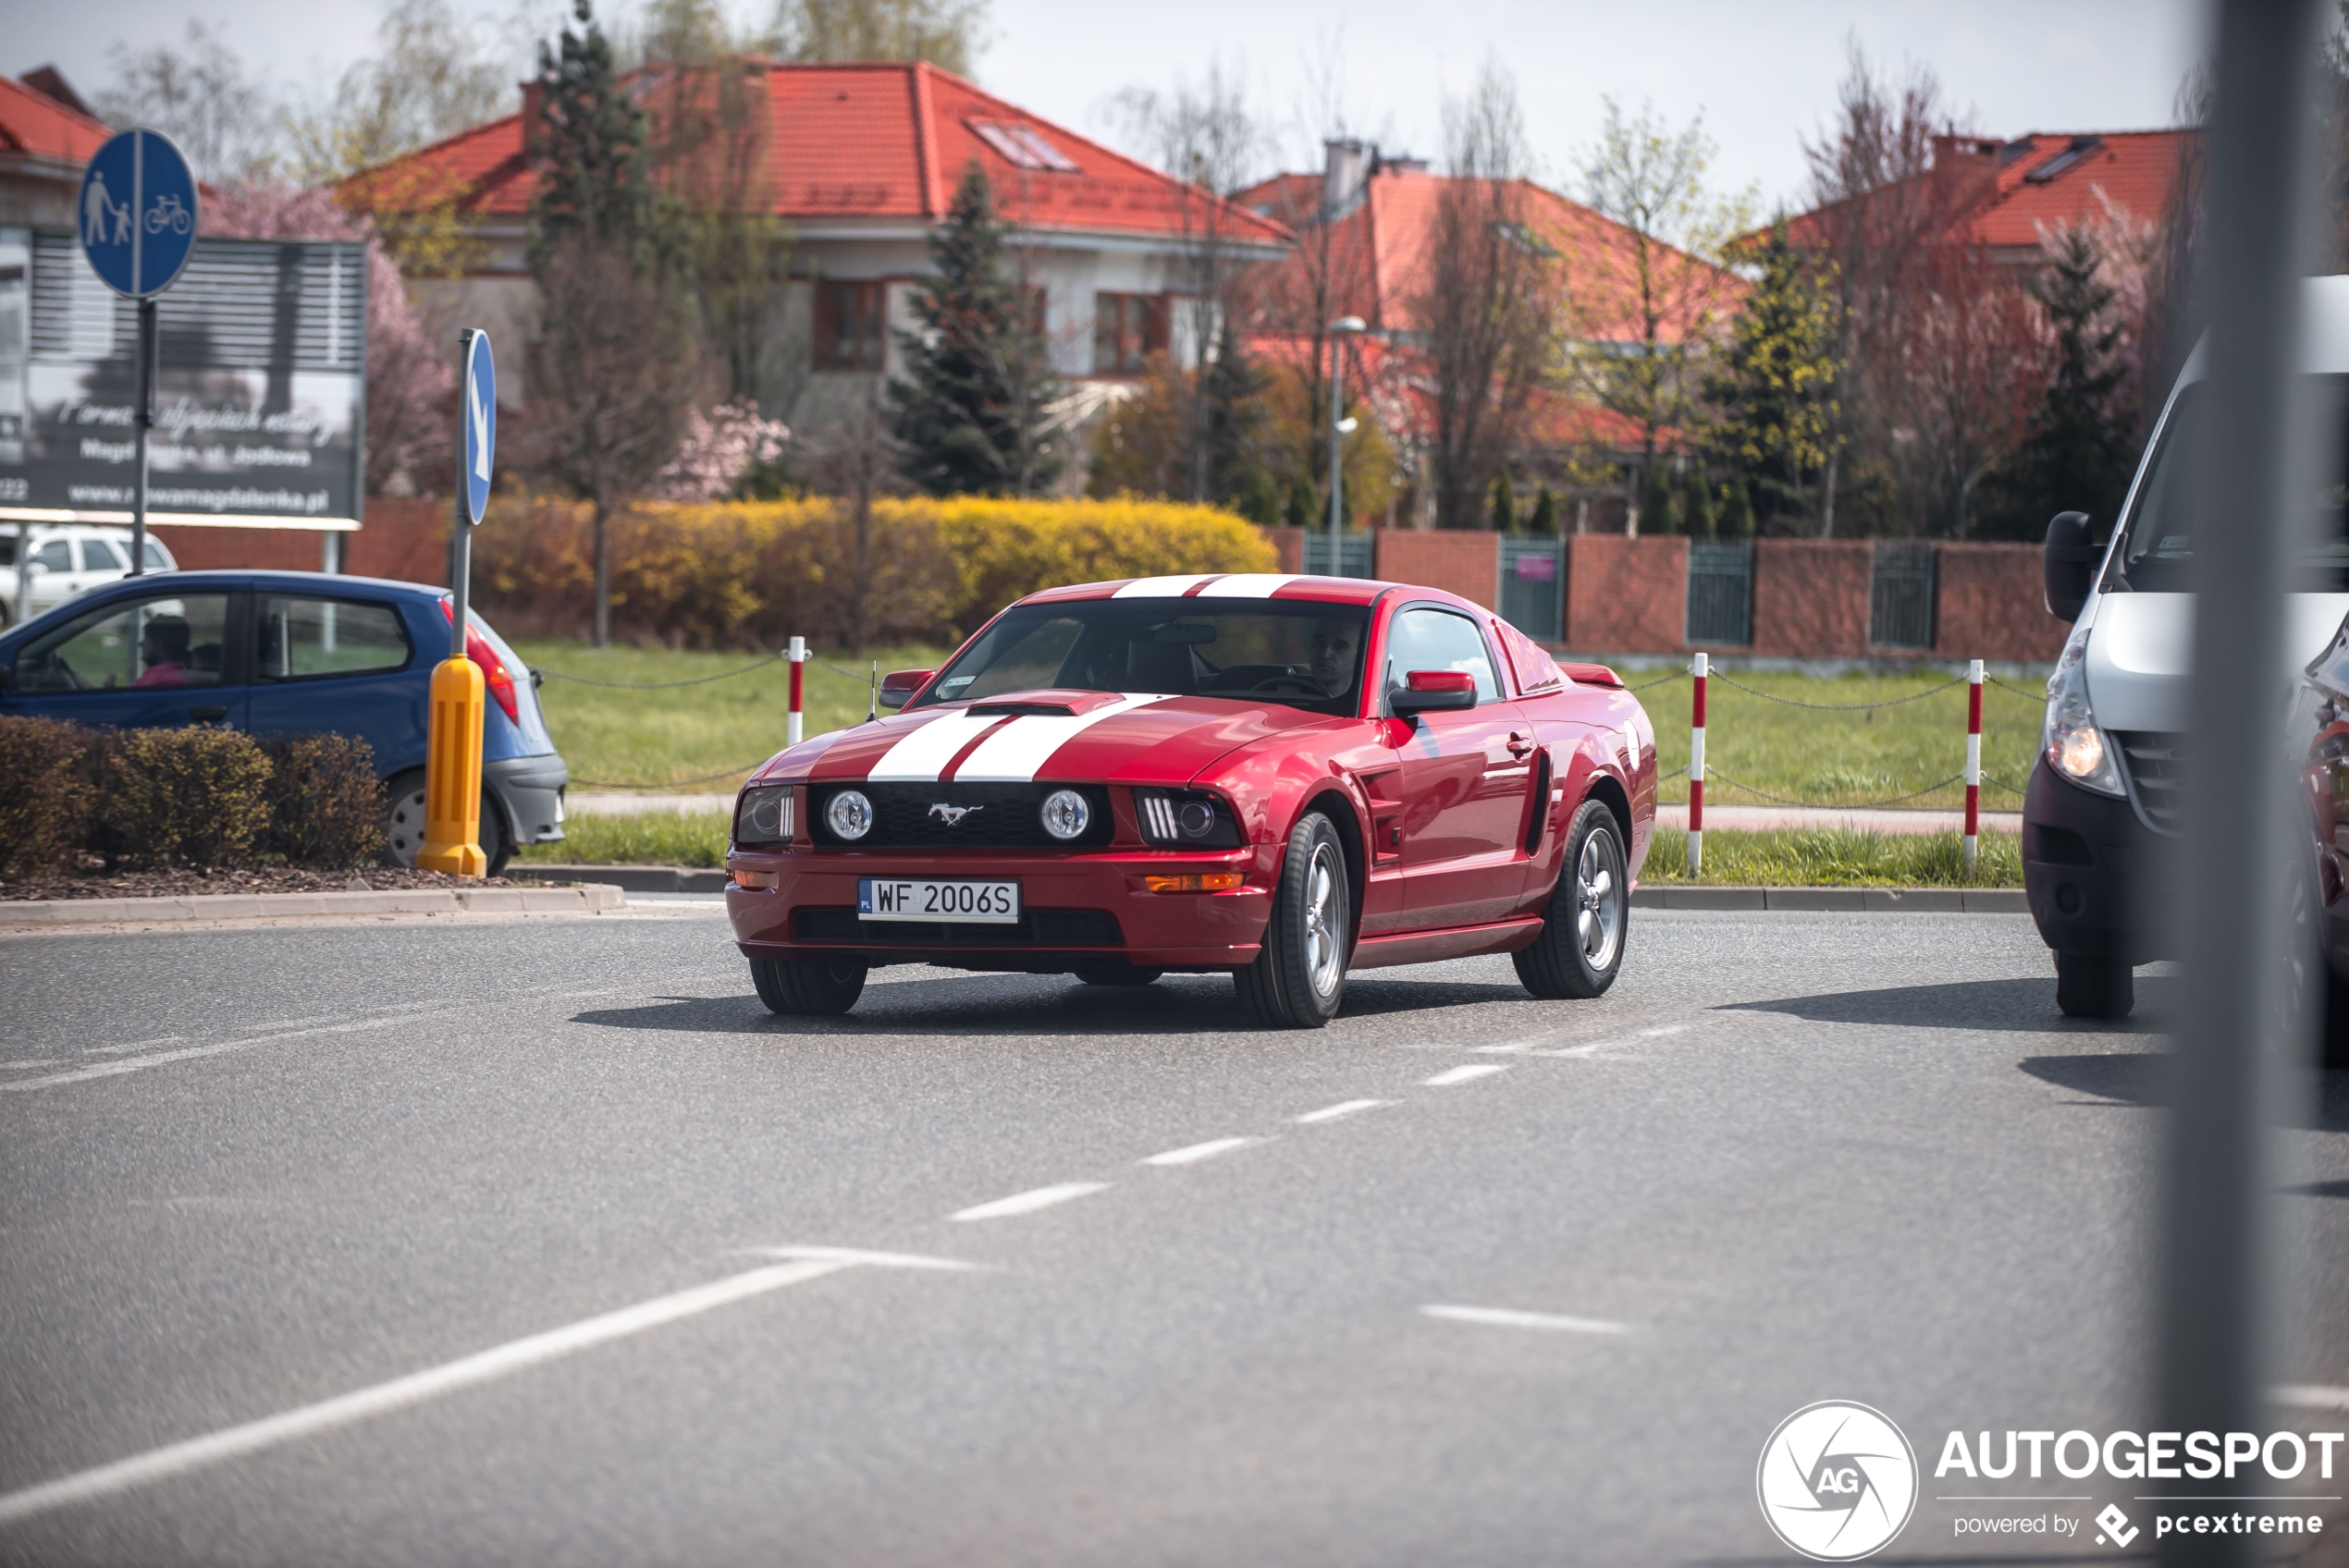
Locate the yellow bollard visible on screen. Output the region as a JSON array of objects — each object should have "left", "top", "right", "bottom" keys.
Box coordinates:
[{"left": 415, "top": 655, "right": 486, "bottom": 876}]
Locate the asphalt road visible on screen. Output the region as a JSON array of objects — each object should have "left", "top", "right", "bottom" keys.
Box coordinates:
[{"left": 2, "top": 904, "right": 2344, "bottom": 1566}]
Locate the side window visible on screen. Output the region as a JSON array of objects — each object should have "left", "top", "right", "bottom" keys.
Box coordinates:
[
  {"left": 29, "top": 540, "right": 70, "bottom": 572},
  {"left": 80, "top": 539, "right": 125, "bottom": 572},
  {"left": 1384, "top": 607, "right": 1502, "bottom": 704},
  {"left": 255, "top": 596, "right": 412, "bottom": 681},
  {"left": 14, "top": 594, "right": 232, "bottom": 693}
]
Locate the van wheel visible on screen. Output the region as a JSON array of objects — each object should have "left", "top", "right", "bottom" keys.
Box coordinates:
[
  {"left": 1514, "top": 801, "right": 1629, "bottom": 999},
  {"left": 2054, "top": 949, "right": 2134, "bottom": 1018},
  {"left": 751, "top": 957, "right": 867, "bottom": 1016},
  {"left": 1235, "top": 812, "right": 1348, "bottom": 1028},
  {"left": 381, "top": 769, "right": 508, "bottom": 876}
]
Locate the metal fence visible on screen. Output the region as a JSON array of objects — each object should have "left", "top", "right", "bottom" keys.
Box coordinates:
[
  {"left": 1300, "top": 531, "right": 1374, "bottom": 578},
  {"left": 1869, "top": 541, "right": 1936, "bottom": 649},
  {"left": 1685, "top": 542, "right": 1753, "bottom": 646},
  {"left": 1497, "top": 538, "right": 1565, "bottom": 643}
]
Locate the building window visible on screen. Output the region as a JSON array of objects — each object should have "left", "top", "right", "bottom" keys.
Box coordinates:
[
  {"left": 1092, "top": 292, "right": 1167, "bottom": 375},
  {"left": 815, "top": 280, "right": 885, "bottom": 371}
]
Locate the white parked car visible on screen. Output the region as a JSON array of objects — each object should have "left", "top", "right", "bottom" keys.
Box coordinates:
[{"left": 0, "top": 525, "right": 178, "bottom": 625}]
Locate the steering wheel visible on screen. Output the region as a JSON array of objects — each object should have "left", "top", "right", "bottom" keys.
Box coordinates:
[{"left": 1248, "top": 673, "right": 1325, "bottom": 696}]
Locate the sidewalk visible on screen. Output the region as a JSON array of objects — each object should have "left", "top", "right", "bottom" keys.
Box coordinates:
[{"left": 1654, "top": 803, "right": 2021, "bottom": 837}]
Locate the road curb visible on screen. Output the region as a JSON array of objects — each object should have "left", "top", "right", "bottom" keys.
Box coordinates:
[
  {"left": 1631, "top": 886, "right": 2026, "bottom": 913},
  {"left": 510, "top": 864, "right": 732, "bottom": 893},
  {"left": 0, "top": 884, "right": 627, "bottom": 929}
]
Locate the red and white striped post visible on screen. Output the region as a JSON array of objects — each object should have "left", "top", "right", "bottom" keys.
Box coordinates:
[
  {"left": 787, "top": 635, "right": 806, "bottom": 746},
  {"left": 1963, "top": 658, "right": 1984, "bottom": 871},
  {"left": 1689, "top": 652, "right": 1708, "bottom": 878}
]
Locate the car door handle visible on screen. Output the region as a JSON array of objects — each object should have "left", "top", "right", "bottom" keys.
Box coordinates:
[
  {"left": 189, "top": 704, "right": 228, "bottom": 722},
  {"left": 1506, "top": 732, "right": 1535, "bottom": 758}
]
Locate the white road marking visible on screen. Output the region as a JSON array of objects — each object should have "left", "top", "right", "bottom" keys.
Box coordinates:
[
  {"left": 1, "top": 1015, "right": 416, "bottom": 1092},
  {"left": 1639, "top": 1024, "right": 1689, "bottom": 1038},
  {"left": 866, "top": 713, "right": 1002, "bottom": 782},
  {"left": 950, "top": 1182, "right": 1109, "bottom": 1221},
  {"left": 1296, "top": 1098, "right": 1390, "bottom": 1123},
  {"left": 1471, "top": 1042, "right": 1535, "bottom": 1055},
  {"left": 2273, "top": 1383, "right": 2349, "bottom": 1411},
  {"left": 0, "top": 1250, "right": 965, "bottom": 1527},
  {"left": 1422, "top": 1063, "right": 1509, "bottom": 1087},
  {"left": 1112, "top": 574, "right": 1216, "bottom": 597},
  {"left": 83, "top": 1035, "right": 188, "bottom": 1056},
  {"left": 0, "top": 1060, "right": 62, "bottom": 1071},
  {"left": 1420, "top": 1305, "right": 1634, "bottom": 1335},
  {"left": 1142, "top": 1136, "right": 1255, "bottom": 1167},
  {"left": 750, "top": 1245, "right": 978, "bottom": 1271},
  {"left": 1529, "top": 1043, "right": 1608, "bottom": 1059},
  {"left": 952, "top": 694, "right": 1169, "bottom": 782},
  {"left": 1192, "top": 573, "right": 1296, "bottom": 598}
]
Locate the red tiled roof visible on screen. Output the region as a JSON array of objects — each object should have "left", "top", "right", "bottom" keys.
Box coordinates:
[
  {"left": 344, "top": 59, "right": 1289, "bottom": 247},
  {"left": 0, "top": 72, "right": 112, "bottom": 164}
]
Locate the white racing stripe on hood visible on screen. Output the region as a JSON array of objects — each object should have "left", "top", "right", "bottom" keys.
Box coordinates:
[
  {"left": 953, "top": 693, "right": 1171, "bottom": 782},
  {"left": 866, "top": 713, "right": 1003, "bottom": 781},
  {"left": 1192, "top": 573, "right": 1297, "bottom": 598},
  {"left": 1113, "top": 575, "right": 1217, "bottom": 597}
]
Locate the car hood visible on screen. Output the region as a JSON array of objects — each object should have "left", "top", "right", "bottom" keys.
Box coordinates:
[
  {"left": 2085, "top": 592, "right": 2349, "bottom": 731},
  {"left": 763, "top": 690, "right": 1350, "bottom": 788}
]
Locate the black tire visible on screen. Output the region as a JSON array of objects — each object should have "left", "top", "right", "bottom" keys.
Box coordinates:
[
  {"left": 2054, "top": 949, "right": 2134, "bottom": 1018},
  {"left": 380, "top": 768, "right": 509, "bottom": 875},
  {"left": 2323, "top": 969, "right": 2349, "bottom": 1071},
  {"left": 1235, "top": 812, "right": 1349, "bottom": 1028},
  {"left": 1514, "top": 800, "right": 1630, "bottom": 999},
  {"left": 751, "top": 956, "right": 867, "bottom": 1016},
  {"left": 1075, "top": 967, "right": 1163, "bottom": 986}
]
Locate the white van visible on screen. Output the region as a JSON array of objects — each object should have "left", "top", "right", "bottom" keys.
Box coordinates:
[
  {"left": 2025, "top": 274, "right": 2349, "bottom": 1017},
  {"left": 0, "top": 524, "right": 178, "bottom": 624}
]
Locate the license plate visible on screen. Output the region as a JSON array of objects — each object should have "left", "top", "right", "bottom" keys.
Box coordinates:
[{"left": 857, "top": 877, "right": 1021, "bottom": 923}]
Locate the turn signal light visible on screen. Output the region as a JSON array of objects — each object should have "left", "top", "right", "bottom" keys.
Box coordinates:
[
  {"left": 1144, "top": 872, "right": 1242, "bottom": 893},
  {"left": 732, "top": 869, "right": 779, "bottom": 889}
]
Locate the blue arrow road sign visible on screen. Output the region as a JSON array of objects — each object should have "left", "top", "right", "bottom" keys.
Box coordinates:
[
  {"left": 78, "top": 129, "right": 198, "bottom": 299},
  {"left": 461, "top": 330, "right": 496, "bottom": 525}
]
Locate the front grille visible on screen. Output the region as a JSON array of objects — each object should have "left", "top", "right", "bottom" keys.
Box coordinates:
[
  {"left": 809, "top": 782, "right": 1113, "bottom": 851},
  {"left": 2113, "top": 730, "right": 2183, "bottom": 835},
  {"left": 793, "top": 906, "right": 1124, "bottom": 946}
]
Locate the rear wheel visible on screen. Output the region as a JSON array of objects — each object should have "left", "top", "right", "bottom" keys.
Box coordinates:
[
  {"left": 1235, "top": 812, "right": 1348, "bottom": 1029},
  {"left": 751, "top": 957, "right": 867, "bottom": 1016},
  {"left": 1514, "top": 801, "right": 1629, "bottom": 999},
  {"left": 1076, "top": 967, "right": 1163, "bottom": 986},
  {"left": 381, "top": 769, "right": 509, "bottom": 876},
  {"left": 2054, "top": 949, "right": 2134, "bottom": 1018}
]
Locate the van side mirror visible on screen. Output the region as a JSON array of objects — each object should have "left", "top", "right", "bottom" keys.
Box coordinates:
[
  {"left": 878, "top": 668, "right": 933, "bottom": 711},
  {"left": 2044, "top": 511, "right": 2098, "bottom": 622}
]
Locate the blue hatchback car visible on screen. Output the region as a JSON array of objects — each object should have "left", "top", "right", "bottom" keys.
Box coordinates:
[{"left": 0, "top": 570, "right": 568, "bottom": 874}]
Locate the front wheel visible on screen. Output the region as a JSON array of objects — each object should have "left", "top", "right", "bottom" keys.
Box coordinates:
[
  {"left": 1514, "top": 801, "right": 1630, "bottom": 999},
  {"left": 751, "top": 957, "right": 867, "bottom": 1016},
  {"left": 1235, "top": 812, "right": 1349, "bottom": 1028},
  {"left": 382, "top": 769, "right": 510, "bottom": 876},
  {"left": 2053, "top": 949, "right": 2134, "bottom": 1018}
]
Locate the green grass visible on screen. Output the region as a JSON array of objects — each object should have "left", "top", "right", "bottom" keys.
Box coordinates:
[
  {"left": 517, "top": 810, "right": 732, "bottom": 867},
  {"left": 1640, "top": 827, "right": 2023, "bottom": 887},
  {"left": 1637, "top": 668, "right": 2045, "bottom": 812},
  {"left": 509, "top": 640, "right": 953, "bottom": 790}
]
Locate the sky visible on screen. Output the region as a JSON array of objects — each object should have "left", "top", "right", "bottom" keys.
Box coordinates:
[{"left": 7, "top": 0, "right": 2209, "bottom": 211}]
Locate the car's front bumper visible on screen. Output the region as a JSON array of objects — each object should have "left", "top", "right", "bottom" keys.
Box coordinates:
[
  {"left": 2022, "top": 755, "right": 2169, "bottom": 962},
  {"left": 724, "top": 846, "right": 1273, "bottom": 972},
  {"left": 486, "top": 753, "right": 569, "bottom": 846}
]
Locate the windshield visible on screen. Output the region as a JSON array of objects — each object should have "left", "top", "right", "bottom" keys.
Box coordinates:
[
  {"left": 912, "top": 598, "right": 1374, "bottom": 717},
  {"left": 2105, "top": 374, "right": 2349, "bottom": 594}
]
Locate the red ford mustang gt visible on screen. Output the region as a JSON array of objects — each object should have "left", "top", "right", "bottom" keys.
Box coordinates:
[{"left": 724, "top": 573, "right": 1657, "bottom": 1027}]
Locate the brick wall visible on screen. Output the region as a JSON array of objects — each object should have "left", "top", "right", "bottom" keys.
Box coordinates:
[
  {"left": 1257, "top": 525, "right": 1305, "bottom": 574},
  {"left": 1373, "top": 528, "right": 1497, "bottom": 608},
  {"left": 1564, "top": 535, "right": 1687, "bottom": 655},
  {"left": 1936, "top": 542, "right": 2066, "bottom": 663},
  {"left": 1753, "top": 540, "right": 1873, "bottom": 657},
  {"left": 149, "top": 497, "right": 450, "bottom": 586}
]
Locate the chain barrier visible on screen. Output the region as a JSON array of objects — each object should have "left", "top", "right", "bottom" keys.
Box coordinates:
[
  {"left": 1705, "top": 669, "right": 1967, "bottom": 711},
  {"left": 570, "top": 763, "right": 766, "bottom": 790},
  {"left": 1625, "top": 669, "right": 1689, "bottom": 693},
  {"left": 535, "top": 653, "right": 784, "bottom": 690},
  {"left": 1699, "top": 768, "right": 1969, "bottom": 811},
  {"left": 1987, "top": 674, "right": 2050, "bottom": 701}
]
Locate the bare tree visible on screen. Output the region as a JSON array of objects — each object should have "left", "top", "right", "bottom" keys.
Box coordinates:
[
  {"left": 798, "top": 387, "right": 918, "bottom": 652},
  {"left": 97, "top": 20, "right": 280, "bottom": 181},
  {"left": 1418, "top": 62, "right": 1555, "bottom": 531},
  {"left": 287, "top": 0, "right": 510, "bottom": 181},
  {"left": 524, "top": 238, "right": 710, "bottom": 645},
  {"left": 765, "top": 0, "right": 990, "bottom": 76}
]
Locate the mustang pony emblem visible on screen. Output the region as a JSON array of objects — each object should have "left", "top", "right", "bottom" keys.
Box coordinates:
[{"left": 928, "top": 802, "right": 983, "bottom": 826}]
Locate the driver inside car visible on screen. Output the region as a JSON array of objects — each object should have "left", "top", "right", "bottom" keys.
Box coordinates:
[
  {"left": 131, "top": 616, "right": 191, "bottom": 689},
  {"left": 1308, "top": 618, "right": 1361, "bottom": 700}
]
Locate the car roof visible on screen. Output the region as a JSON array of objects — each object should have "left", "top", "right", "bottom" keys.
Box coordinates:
[
  {"left": 47, "top": 568, "right": 443, "bottom": 598},
  {"left": 1018, "top": 574, "right": 1411, "bottom": 609}
]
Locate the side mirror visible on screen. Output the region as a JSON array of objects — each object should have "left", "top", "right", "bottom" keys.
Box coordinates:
[
  {"left": 1390, "top": 668, "right": 1477, "bottom": 715},
  {"left": 877, "top": 668, "right": 934, "bottom": 711},
  {"left": 2044, "top": 510, "right": 2098, "bottom": 622}
]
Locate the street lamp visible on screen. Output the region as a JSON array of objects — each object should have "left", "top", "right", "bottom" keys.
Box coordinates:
[{"left": 1325, "top": 316, "right": 1367, "bottom": 576}]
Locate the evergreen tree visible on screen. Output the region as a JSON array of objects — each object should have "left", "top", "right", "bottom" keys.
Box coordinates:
[
  {"left": 1282, "top": 472, "right": 1317, "bottom": 531},
  {"left": 1684, "top": 470, "right": 1717, "bottom": 540},
  {"left": 1489, "top": 475, "right": 1518, "bottom": 533},
  {"left": 1642, "top": 463, "right": 1679, "bottom": 535},
  {"left": 1978, "top": 226, "right": 2135, "bottom": 539},
  {"left": 1530, "top": 484, "right": 1558, "bottom": 535},
  {"left": 890, "top": 162, "right": 1062, "bottom": 496},
  {"left": 1725, "top": 476, "right": 1757, "bottom": 539},
  {"left": 1235, "top": 468, "right": 1280, "bottom": 525},
  {"left": 1203, "top": 318, "right": 1270, "bottom": 506},
  {"left": 1704, "top": 221, "right": 1840, "bottom": 531},
  {"left": 528, "top": 0, "right": 654, "bottom": 265}
]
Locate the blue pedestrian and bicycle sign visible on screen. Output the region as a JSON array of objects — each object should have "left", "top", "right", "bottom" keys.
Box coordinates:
[
  {"left": 77, "top": 129, "right": 198, "bottom": 299},
  {"left": 461, "top": 330, "right": 495, "bottom": 526}
]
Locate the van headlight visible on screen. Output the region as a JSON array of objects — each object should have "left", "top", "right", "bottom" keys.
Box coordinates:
[{"left": 2042, "top": 640, "right": 2124, "bottom": 796}]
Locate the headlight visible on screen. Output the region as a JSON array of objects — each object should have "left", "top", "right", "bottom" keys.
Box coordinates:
[
  {"left": 825, "top": 789, "right": 874, "bottom": 840},
  {"left": 1135, "top": 788, "right": 1245, "bottom": 848},
  {"left": 2042, "top": 638, "right": 2124, "bottom": 797},
  {"left": 1040, "top": 788, "right": 1090, "bottom": 841},
  {"left": 735, "top": 785, "right": 793, "bottom": 846}
]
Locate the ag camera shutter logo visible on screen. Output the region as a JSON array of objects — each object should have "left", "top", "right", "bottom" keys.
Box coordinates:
[{"left": 1756, "top": 1401, "right": 1918, "bottom": 1561}]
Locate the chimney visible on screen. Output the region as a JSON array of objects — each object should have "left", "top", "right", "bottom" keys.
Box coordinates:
[
  {"left": 1322, "top": 138, "right": 1368, "bottom": 221},
  {"left": 522, "top": 80, "right": 547, "bottom": 160},
  {"left": 1928, "top": 134, "right": 2002, "bottom": 216}
]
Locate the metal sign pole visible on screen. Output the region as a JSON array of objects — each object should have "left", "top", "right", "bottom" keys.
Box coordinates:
[{"left": 130, "top": 298, "right": 154, "bottom": 578}]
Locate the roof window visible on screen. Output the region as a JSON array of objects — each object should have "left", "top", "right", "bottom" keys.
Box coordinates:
[
  {"left": 2025, "top": 136, "right": 2104, "bottom": 184},
  {"left": 970, "top": 120, "right": 1080, "bottom": 173}
]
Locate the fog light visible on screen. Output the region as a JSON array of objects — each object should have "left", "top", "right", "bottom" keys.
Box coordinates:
[
  {"left": 826, "top": 789, "right": 873, "bottom": 840},
  {"left": 1144, "top": 872, "right": 1243, "bottom": 893},
  {"left": 1040, "top": 789, "right": 1090, "bottom": 841}
]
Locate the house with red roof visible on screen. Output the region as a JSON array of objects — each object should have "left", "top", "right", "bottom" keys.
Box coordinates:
[
  {"left": 342, "top": 59, "right": 1290, "bottom": 433},
  {"left": 1, "top": 67, "right": 113, "bottom": 232}
]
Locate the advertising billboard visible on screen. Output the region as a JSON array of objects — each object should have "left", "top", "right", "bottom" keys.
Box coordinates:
[{"left": 0, "top": 230, "right": 367, "bottom": 531}]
